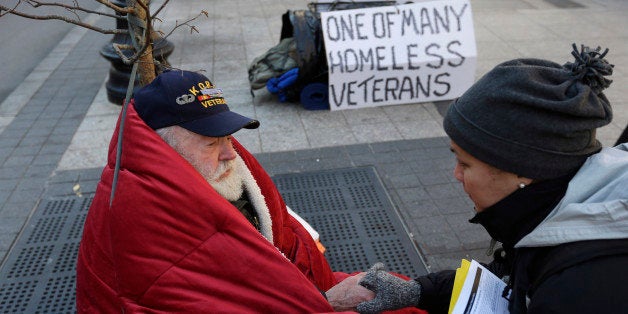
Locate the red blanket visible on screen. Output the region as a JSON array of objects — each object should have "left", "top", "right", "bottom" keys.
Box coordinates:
[{"left": 76, "top": 102, "right": 426, "bottom": 313}]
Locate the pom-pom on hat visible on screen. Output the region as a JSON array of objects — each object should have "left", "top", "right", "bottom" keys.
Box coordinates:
[
  {"left": 444, "top": 44, "right": 614, "bottom": 180},
  {"left": 134, "top": 70, "right": 259, "bottom": 137}
]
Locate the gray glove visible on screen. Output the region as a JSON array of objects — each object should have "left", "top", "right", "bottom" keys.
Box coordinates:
[{"left": 357, "top": 263, "right": 422, "bottom": 314}]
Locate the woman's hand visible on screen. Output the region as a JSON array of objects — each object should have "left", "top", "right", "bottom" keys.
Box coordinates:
[{"left": 357, "top": 263, "right": 422, "bottom": 314}]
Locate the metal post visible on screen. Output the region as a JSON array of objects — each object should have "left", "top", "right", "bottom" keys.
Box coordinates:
[{"left": 99, "top": 0, "right": 174, "bottom": 105}]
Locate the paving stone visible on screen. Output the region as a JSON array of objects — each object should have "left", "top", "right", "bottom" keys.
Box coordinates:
[
  {"left": 416, "top": 170, "right": 451, "bottom": 186},
  {"left": 0, "top": 166, "right": 27, "bottom": 180},
  {"left": 0, "top": 131, "right": 26, "bottom": 146},
  {"left": 0, "top": 190, "right": 9, "bottom": 204},
  {"left": 403, "top": 199, "right": 441, "bottom": 219},
  {"left": 370, "top": 141, "right": 400, "bottom": 153},
  {"left": 0, "top": 179, "right": 17, "bottom": 192},
  {"left": 38, "top": 144, "right": 67, "bottom": 155},
  {"left": 413, "top": 215, "right": 452, "bottom": 235},
  {"left": 376, "top": 163, "right": 415, "bottom": 177},
  {"left": 370, "top": 151, "right": 404, "bottom": 164},
  {"left": 436, "top": 196, "right": 473, "bottom": 215},
  {"left": 345, "top": 144, "right": 373, "bottom": 156},
  {"left": 9, "top": 145, "right": 39, "bottom": 157},
  {"left": 419, "top": 232, "right": 463, "bottom": 254},
  {"left": 17, "top": 136, "right": 47, "bottom": 147},
  {"left": 425, "top": 183, "right": 461, "bottom": 199},
  {"left": 7, "top": 188, "right": 44, "bottom": 204},
  {"left": 2, "top": 155, "right": 35, "bottom": 167},
  {"left": 1, "top": 201, "right": 37, "bottom": 218},
  {"left": 388, "top": 173, "right": 421, "bottom": 189},
  {"left": 349, "top": 152, "right": 379, "bottom": 166},
  {"left": 31, "top": 154, "right": 61, "bottom": 166},
  {"left": 396, "top": 186, "right": 431, "bottom": 203},
  {"left": 24, "top": 164, "right": 56, "bottom": 179},
  {"left": 457, "top": 228, "right": 492, "bottom": 251}
]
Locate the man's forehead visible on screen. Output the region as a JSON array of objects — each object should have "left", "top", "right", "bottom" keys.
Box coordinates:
[{"left": 174, "top": 125, "right": 225, "bottom": 140}]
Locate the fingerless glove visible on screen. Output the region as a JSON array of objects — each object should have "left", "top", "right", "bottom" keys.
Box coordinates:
[{"left": 357, "top": 263, "right": 422, "bottom": 314}]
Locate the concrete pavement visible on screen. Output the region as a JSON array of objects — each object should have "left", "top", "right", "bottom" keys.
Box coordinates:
[{"left": 1, "top": 0, "right": 627, "bottom": 276}]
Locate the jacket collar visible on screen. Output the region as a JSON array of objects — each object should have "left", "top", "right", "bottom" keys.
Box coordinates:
[
  {"left": 518, "top": 145, "right": 628, "bottom": 247},
  {"left": 469, "top": 173, "right": 573, "bottom": 248},
  {"left": 233, "top": 155, "right": 274, "bottom": 243}
]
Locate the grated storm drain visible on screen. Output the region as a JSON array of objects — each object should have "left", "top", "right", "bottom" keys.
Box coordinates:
[
  {"left": 0, "top": 197, "right": 91, "bottom": 314},
  {"left": 274, "top": 166, "right": 428, "bottom": 278},
  {"left": 0, "top": 166, "right": 427, "bottom": 313}
]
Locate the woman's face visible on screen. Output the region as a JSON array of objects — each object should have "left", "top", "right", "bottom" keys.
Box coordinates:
[{"left": 450, "top": 141, "right": 531, "bottom": 212}]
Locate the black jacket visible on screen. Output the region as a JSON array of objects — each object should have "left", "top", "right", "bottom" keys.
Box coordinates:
[{"left": 415, "top": 173, "right": 628, "bottom": 314}]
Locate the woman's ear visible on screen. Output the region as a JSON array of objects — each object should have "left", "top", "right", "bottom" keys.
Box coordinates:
[{"left": 517, "top": 176, "right": 534, "bottom": 187}]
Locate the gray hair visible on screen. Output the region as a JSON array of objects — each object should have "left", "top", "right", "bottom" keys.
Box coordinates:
[
  {"left": 155, "top": 126, "right": 195, "bottom": 164},
  {"left": 155, "top": 126, "right": 178, "bottom": 148}
]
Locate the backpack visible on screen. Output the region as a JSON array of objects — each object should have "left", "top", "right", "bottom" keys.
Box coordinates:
[
  {"left": 249, "top": 3, "right": 397, "bottom": 103},
  {"left": 247, "top": 37, "right": 298, "bottom": 90},
  {"left": 247, "top": 10, "right": 326, "bottom": 103}
]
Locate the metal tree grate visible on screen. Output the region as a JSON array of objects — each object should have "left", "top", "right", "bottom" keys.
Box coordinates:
[
  {"left": 0, "top": 197, "right": 91, "bottom": 314},
  {"left": 274, "top": 166, "right": 428, "bottom": 278},
  {"left": 0, "top": 166, "right": 427, "bottom": 313}
]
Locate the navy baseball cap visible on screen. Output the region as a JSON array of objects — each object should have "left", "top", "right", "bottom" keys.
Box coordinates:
[{"left": 134, "top": 70, "right": 259, "bottom": 137}]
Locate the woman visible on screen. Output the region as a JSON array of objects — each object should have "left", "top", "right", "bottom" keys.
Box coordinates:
[{"left": 355, "top": 44, "right": 628, "bottom": 313}]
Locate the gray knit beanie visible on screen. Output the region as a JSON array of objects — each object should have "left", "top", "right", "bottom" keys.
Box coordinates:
[{"left": 444, "top": 44, "right": 614, "bottom": 180}]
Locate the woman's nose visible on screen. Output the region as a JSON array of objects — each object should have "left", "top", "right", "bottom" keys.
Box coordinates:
[{"left": 453, "top": 164, "right": 464, "bottom": 182}]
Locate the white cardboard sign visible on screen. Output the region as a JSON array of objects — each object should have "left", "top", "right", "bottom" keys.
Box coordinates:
[{"left": 321, "top": 0, "right": 477, "bottom": 110}]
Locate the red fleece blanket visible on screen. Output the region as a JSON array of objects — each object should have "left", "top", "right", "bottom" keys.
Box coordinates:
[{"left": 76, "top": 102, "right": 427, "bottom": 313}]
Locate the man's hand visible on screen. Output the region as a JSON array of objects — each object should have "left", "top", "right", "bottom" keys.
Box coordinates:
[{"left": 325, "top": 272, "right": 375, "bottom": 312}]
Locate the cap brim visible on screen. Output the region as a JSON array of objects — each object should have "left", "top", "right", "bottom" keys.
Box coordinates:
[{"left": 179, "top": 110, "right": 259, "bottom": 137}]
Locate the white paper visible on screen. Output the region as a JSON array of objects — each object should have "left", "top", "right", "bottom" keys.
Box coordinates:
[{"left": 451, "top": 260, "right": 510, "bottom": 314}]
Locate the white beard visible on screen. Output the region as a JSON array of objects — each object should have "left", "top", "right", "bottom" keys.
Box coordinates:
[
  {"left": 161, "top": 127, "right": 248, "bottom": 203},
  {"left": 204, "top": 155, "right": 273, "bottom": 242},
  {"left": 178, "top": 149, "right": 245, "bottom": 202},
  {"left": 205, "top": 157, "right": 245, "bottom": 202},
  {"left": 169, "top": 135, "right": 273, "bottom": 242}
]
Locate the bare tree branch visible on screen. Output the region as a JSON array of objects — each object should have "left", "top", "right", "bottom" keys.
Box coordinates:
[
  {"left": 0, "top": 4, "right": 127, "bottom": 34},
  {"left": 111, "top": 38, "right": 155, "bottom": 67},
  {"left": 151, "top": 0, "right": 170, "bottom": 19},
  {"left": 24, "top": 0, "right": 132, "bottom": 15},
  {"left": 0, "top": 2, "right": 20, "bottom": 18},
  {"left": 93, "top": 0, "right": 134, "bottom": 15},
  {"left": 23, "top": 0, "right": 128, "bottom": 19},
  {"left": 1, "top": 0, "right": 205, "bottom": 83},
  {"left": 112, "top": 0, "right": 153, "bottom": 67},
  {"left": 113, "top": 43, "right": 136, "bottom": 65},
  {"left": 160, "top": 10, "right": 208, "bottom": 40}
]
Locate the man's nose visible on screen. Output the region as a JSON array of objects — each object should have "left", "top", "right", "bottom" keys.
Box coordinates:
[{"left": 218, "top": 137, "right": 237, "bottom": 161}]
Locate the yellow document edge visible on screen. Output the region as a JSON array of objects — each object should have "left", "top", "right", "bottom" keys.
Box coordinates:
[{"left": 448, "top": 259, "right": 471, "bottom": 314}]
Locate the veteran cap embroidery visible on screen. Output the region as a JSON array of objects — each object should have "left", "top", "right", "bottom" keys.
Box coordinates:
[{"left": 134, "top": 69, "right": 259, "bottom": 137}]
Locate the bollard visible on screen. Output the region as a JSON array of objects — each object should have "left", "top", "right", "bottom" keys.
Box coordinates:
[{"left": 99, "top": 0, "right": 174, "bottom": 105}]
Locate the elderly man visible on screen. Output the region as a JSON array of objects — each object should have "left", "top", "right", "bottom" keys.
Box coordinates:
[
  {"left": 77, "top": 70, "right": 395, "bottom": 313},
  {"left": 75, "top": 70, "right": 425, "bottom": 313}
]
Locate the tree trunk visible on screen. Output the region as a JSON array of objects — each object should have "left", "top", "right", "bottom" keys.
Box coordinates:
[{"left": 129, "top": 0, "right": 156, "bottom": 86}]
